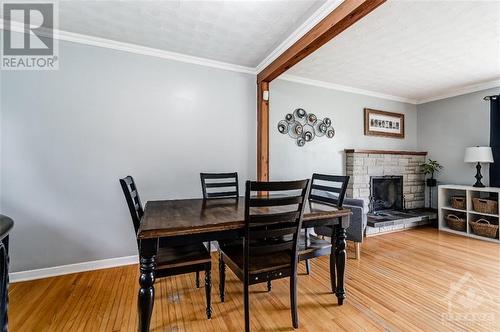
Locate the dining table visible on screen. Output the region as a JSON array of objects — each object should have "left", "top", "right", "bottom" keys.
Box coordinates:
[{"left": 136, "top": 197, "right": 351, "bottom": 332}]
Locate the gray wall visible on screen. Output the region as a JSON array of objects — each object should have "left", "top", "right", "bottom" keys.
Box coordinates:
[
  {"left": 269, "top": 79, "right": 418, "bottom": 181},
  {"left": 417, "top": 87, "right": 499, "bottom": 188},
  {"left": 1, "top": 38, "right": 256, "bottom": 272}
]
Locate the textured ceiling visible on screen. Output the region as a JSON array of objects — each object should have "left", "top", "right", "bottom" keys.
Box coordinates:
[
  {"left": 55, "top": 0, "right": 325, "bottom": 67},
  {"left": 286, "top": 0, "right": 500, "bottom": 101}
]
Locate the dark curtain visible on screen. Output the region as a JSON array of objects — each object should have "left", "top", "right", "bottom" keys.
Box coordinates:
[{"left": 490, "top": 96, "right": 500, "bottom": 187}]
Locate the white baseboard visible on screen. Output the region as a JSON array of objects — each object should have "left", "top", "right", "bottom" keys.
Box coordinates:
[
  {"left": 9, "top": 255, "right": 139, "bottom": 283},
  {"left": 9, "top": 245, "right": 219, "bottom": 283}
]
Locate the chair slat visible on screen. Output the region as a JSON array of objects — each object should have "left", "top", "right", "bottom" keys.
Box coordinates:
[
  {"left": 249, "top": 195, "right": 303, "bottom": 207},
  {"left": 205, "top": 182, "right": 238, "bottom": 188},
  {"left": 201, "top": 172, "right": 238, "bottom": 179},
  {"left": 309, "top": 194, "right": 338, "bottom": 206},
  {"left": 311, "top": 184, "right": 342, "bottom": 193},
  {"left": 250, "top": 180, "right": 308, "bottom": 192},
  {"left": 206, "top": 191, "right": 238, "bottom": 198},
  {"left": 249, "top": 211, "right": 300, "bottom": 224},
  {"left": 311, "top": 173, "right": 348, "bottom": 182},
  {"left": 249, "top": 226, "right": 297, "bottom": 240}
]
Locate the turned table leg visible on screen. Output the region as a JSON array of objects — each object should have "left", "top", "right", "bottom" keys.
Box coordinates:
[
  {"left": 329, "top": 226, "right": 337, "bottom": 294},
  {"left": 334, "top": 216, "right": 348, "bottom": 305},
  {"left": 138, "top": 238, "right": 157, "bottom": 332}
]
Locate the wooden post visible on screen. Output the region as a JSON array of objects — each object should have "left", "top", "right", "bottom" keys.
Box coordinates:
[
  {"left": 256, "top": 0, "right": 386, "bottom": 182},
  {"left": 257, "top": 81, "right": 269, "bottom": 182}
]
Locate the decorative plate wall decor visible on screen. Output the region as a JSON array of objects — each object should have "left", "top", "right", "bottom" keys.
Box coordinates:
[{"left": 278, "top": 108, "right": 335, "bottom": 146}]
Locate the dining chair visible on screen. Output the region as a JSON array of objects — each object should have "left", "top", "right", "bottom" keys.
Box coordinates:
[
  {"left": 119, "top": 176, "right": 213, "bottom": 319},
  {"left": 200, "top": 172, "right": 239, "bottom": 199},
  {"left": 200, "top": 172, "right": 239, "bottom": 294},
  {"left": 219, "top": 179, "right": 310, "bottom": 332},
  {"left": 299, "top": 173, "right": 350, "bottom": 275}
]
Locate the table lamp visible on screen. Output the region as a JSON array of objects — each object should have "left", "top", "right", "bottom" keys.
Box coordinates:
[{"left": 464, "top": 146, "right": 494, "bottom": 187}]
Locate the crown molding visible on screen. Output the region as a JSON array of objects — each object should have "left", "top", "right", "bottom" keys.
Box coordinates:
[
  {"left": 278, "top": 74, "right": 418, "bottom": 104},
  {"left": 0, "top": 19, "right": 256, "bottom": 75},
  {"left": 416, "top": 80, "right": 500, "bottom": 104},
  {"left": 3, "top": 19, "right": 498, "bottom": 104},
  {"left": 255, "top": 0, "right": 343, "bottom": 74}
]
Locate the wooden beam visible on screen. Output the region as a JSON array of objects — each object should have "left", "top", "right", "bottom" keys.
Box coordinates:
[
  {"left": 257, "top": 0, "right": 386, "bottom": 83},
  {"left": 256, "top": 0, "right": 386, "bottom": 182},
  {"left": 257, "top": 81, "right": 269, "bottom": 182}
]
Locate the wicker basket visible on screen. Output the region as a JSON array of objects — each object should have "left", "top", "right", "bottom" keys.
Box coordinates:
[
  {"left": 450, "top": 196, "right": 466, "bottom": 210},
  {"left": 445, "top": 214, "right": 466, "bottom": 232},
  {"left": 469, "top": 219, "right": 499, "bottom": 239},
  {"left": 472, "top": 198, "right": 498, "bottom": 215}
]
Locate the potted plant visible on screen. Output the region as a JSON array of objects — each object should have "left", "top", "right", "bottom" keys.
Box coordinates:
[{"left": 421, "top": 159, "right": 443, "bottom": 187}]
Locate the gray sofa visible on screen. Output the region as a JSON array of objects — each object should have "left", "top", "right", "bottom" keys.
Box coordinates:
[{"left": 314, "top": 198, "right": 367, "bottom": 259}]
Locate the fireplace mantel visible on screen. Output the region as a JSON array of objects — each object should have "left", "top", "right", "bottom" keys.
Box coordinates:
[{"left": 345, "top": 149, "right": 427, "bottom": 156}]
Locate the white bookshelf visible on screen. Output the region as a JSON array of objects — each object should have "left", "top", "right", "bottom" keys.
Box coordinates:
[{"left": 438, "top": 185, "right": 500, "bottom": 243}]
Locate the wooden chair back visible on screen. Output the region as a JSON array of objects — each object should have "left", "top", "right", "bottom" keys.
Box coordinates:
[
  {"left": 309, "top": 173, "right": 350, "bottom": 208},
  {"left": 119, "top": 176, "right": 144, "bottom": 235},
  {"left": 200, "top": 172, "right": 239, "bottom": 199},
  {"left": 244, "top": 180, "right": 310, "bottom": 269}
]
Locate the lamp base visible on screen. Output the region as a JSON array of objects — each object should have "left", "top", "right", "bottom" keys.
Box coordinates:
[{"left": 473, "top": 162, "right": 485, "bottom": 188}]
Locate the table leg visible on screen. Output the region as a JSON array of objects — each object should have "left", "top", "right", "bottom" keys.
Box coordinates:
[
  {"left": 329, "top": 226, "right": 337, "bottom": 294},
  {"left": 335, "top": 216, "right": 348, "bottom": 305},
  {"left": 138, "top": 238, "right": 157, "bottom": 332}
]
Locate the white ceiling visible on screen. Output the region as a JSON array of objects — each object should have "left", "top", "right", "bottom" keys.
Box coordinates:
[
  {"left": 285, "top": 0, "right": 500, "bottom": 103},
  {"left": 56, "top": 0, "right": 326, "bottom": 67},
  {"left": 6, "top": 0, "right": 499, "bottom": 102}
]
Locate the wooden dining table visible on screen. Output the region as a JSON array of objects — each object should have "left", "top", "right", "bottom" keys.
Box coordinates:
[{"left": 136, "top": 197, "right": 351, "bottom": 332}]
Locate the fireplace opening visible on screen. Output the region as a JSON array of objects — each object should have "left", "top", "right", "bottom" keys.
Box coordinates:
[{"left": 370, "top": 176, "right": 403, "bottom": 212}]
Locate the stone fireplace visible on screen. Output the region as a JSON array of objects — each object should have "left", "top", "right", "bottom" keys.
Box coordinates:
[
  {"left": 345, "top": 149, "right": 435, "bottom": 235},
  {"left": 345, "top": 149, "right": 427, "bottom": 210}
]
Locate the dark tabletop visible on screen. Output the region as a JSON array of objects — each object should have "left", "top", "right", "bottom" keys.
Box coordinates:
[{"left": 138, "top": 197, "right": 351, "bottom": 239}]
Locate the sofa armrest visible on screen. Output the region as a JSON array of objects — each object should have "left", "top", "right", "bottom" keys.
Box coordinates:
[{"left": 313, "top": 198, "right": 366, "bottom": 243}]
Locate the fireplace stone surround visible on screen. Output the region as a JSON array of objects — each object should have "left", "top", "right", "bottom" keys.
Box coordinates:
[{"left": 345, "top": 149, "right": 427, "bottom": 211}]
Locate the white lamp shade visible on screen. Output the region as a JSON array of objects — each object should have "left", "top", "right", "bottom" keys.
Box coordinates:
[{"left": 464, "top": 147, "right": 494, "bottom": 163}]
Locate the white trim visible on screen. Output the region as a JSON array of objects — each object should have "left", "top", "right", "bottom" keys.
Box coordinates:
[
  {"left": 2, "top": 15, "right": 498, "bottom": 104},
  {"left": 10, "top": 255, "right": 138, "bottom": 283},
  {"left": 416, "top": 80, "right": 500, "bottom": 104},
  {"left": 278, "top": 74, "right": 418, "bottom": 104},
  {"left": 255, "top": 0, "right": 343, "bottom": 73},
  {"left": 0, "top": 20, "right": 256, "bottom": 75}
]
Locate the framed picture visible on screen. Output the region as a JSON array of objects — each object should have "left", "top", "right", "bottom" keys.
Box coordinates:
[{"left": 364, "top": 108, "right": 405, "bottom": 139}]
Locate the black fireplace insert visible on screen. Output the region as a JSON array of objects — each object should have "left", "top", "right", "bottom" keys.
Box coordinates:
[{"left": 370, "top": 176, "right": 403, "bottom": 212}]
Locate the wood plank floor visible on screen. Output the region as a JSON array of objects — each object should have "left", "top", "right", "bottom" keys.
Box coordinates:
[{"left": 9, "top": 227, "right": 500, "bottom": 331}]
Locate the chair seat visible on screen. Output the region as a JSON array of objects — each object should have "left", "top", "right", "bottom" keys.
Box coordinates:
[
  {"left": 221, "top": 242, "right": 292, "bottom": 275},
  {"left": 298, "top": 233, "right": 331, "bottom": 260},
  {"left": 157, "top": 243, "right": 211, "bottom": 269}
]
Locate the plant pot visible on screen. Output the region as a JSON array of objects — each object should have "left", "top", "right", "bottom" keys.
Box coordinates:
[{"left": 426, "top": 178, "right": 437, "bottom": 187}]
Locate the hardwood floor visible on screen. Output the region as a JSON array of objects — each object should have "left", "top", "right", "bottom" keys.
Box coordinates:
[{"left": 9, "top": 227, "right": 500, "bottom": 331}]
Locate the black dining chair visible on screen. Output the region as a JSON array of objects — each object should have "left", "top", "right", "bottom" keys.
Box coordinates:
[
  {"left": 200, "top": 172, "right": 239, "bottom": 199},
  {"left": 218, "top": 179, "right": 310, "bottom": 332},
  {"left": 200, "top": 172, "right": 239, "bottom": 294},
  {"left": 119, "top": 176, "right": 213, "bottom": 319},
  {"left": 299, "top": 173, "right": 350, "bottom": 275}
]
